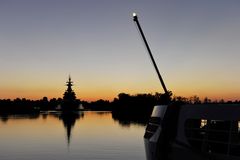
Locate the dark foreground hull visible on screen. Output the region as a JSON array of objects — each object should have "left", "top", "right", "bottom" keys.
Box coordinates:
[{"left": 144, "top": 104, "right": 240, "bottom": 160}]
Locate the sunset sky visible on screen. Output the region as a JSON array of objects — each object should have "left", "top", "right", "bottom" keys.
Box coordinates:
[{"left": 0, "top": 0, "right": 240, "bottom": 101}]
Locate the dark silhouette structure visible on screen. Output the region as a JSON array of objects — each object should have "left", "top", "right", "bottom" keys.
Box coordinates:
[{"left": 61, "top": 76, "right": 80, "bottom": 111}]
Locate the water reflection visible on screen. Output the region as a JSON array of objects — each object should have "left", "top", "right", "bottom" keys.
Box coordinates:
[
  {"left": 39, "top": 111, "right": 84, "bottom": 146},
  {"left": 58, "top": 112, "right": 84, "bottom": 145},
  {"left": 0, "top": 113, "right": 40, "bottom": 123},
  {"left": 0, "top": 111, "right": 85, "bottom": 146},
  {"left": 0, "top": 111, "right": 146, "bottom": 137},
  {"left": 0, "top": 111, "right": 145, "bottom": 160},
  {"left": 112, "top": 111, "right": 147, "bottom": 127},
  {"left": 0, "top": 111, "right": 146, "bottom": 146}
]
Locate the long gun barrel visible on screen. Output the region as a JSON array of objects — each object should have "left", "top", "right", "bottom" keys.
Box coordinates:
[{"left": 133, "top": 13, "right": 168, "bottom": 95}]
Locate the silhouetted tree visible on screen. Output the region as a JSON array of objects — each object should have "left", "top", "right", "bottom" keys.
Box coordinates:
[
  {"left": 203, "top": 97, "right": 211, "bottom": 104},
  {"left": 189, "top": 95, "right": 201, "bottom": 104}
]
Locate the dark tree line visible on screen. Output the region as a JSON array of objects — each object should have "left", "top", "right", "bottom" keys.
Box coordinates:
[
  {"left": 111, "top": 93, "right": 240, "bottom": 125},
  {"left": 0, "top": 93, "right": 239, "bottom": 114},
  {"left": 0, "top": 97, "right": 63, "bottom": 113},
  {"left": 111, "top": 93, "right": 162, "bottom": 125},
  {"left": 1, "top": 93, "right": 239, "bottom": 126},
  {"left": 172, "top": 95, "right": 240, "bottom": 104}
]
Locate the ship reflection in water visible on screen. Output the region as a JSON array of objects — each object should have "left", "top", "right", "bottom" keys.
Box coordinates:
[
  {"left": 58, "top": 112, "right": 84, "bottom": 145},
  {"left": 16, "top": 111, "right": 85, "bottom": 146}
]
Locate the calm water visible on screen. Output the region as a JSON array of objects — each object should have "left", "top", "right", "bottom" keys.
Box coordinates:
[{"left": 0, "top": 111, "right": 146, "bottom": 160}]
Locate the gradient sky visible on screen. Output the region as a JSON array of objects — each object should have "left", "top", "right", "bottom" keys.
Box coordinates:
[{"left": 0, "top": 0, "right": 240, "bottom": 101}]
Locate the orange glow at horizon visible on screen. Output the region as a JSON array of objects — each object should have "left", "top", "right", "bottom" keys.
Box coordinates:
[
  {"left": 1, "top": 84, "right": 239, "bottom": 102},
  {"left": 0, "top": 71, "right": 239, "bottom": 102}
]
